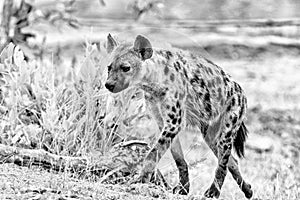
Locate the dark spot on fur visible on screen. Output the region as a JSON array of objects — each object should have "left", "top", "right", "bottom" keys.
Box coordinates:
[
  {"left": 207, "top": 80, "right": 212, "bottom": 88},
  {"left": 240, "top": 103, "right": 245, "bottom": 118},
  {"left": 200, "top": 79, "right": 206, "bottom": 88},
  {"left": 166, "top": 51, "right": 173, "bottom": 59},
  {"left": 205, "top": 58, "right": 216, "bottom": 66},
  {"left": 197, "top": 63, "right": 204, "bottom": 69},
  {"left": 183, "top": 68, "right": 188, "bottom": 79},
  {"left": 190, "top": 78, "right": 197, "bottom": 84},
  {"left": 220, "top": 69, "right": 226, "bottom": 76},
  {"left": 174, "top": 92, "right": 178, "bottom": 99},
  {"left": 164, "top": 66, "right": 169, "bottom": 75},
  {"left": 203, "top": 91, "right": 212, "bottom": 116},
  {"left": 238, "top": 96, "right": 241, "bottom": 105},
  {"left": 178, "top": 53, "right": 186, "bottom": 65},
  {"left": 211, "top": 89, "right": 216, "bottom": 96},
  {"left": 221, "top": 99, "right": 224, "bottom": 106},
  {"left": 179, "top": 93, "right": 185, "bottom": 100},
  {"left": 166, "top": 105, "right": 170, "bottom": 109},
  {"left": 226, "top": 123, "right": 230, "bottom": 128},
  {"left": 170, "top": 127, "right": 175, "bottom": 132},
  {"left": 234, "top": 82, "right": 241, "bottom": 92},
  {"left": 223, "top": 77, "right": 230, "bottom": 86},
  {"left": 179, "top": 110, "right": 182, "bottom": 116},
  {"left": 178, "top": 118, "right": 182, "bottom": 124},
  {"left": 208, "top": 67, "right": 213, "bottom": 75},
  {"left": 174, "top": 61, "right": 181, "bottom": 71},
  {"left": 230, "top": 87, "right": 234, "bottom": 96},
  {"left": 226, "top": 104, "right": 231, "bottom": 112},
  {"left": 165, "top": 131, "right": 175, "bottom": 138},
  {"left": 225, "top": 131, "right": 232, "bottom": 138},
  {"left": 176, "top": 101, "right": 180, "bottom": 108},
  {"left": 172, "top": 106, "right": 176, "bottom": 113},
  {"left": 232, "top": 115, "right": 238, "bottom": 124},
  {"left": 158, "top": 138, "right": 165, "bottom": 144},
  {"left": 216, "top": 77, "right": 221, "bottom": 85},
  {"left": 160, "top": 90, "right": 167, "bottom": 97},
  {"left": 201, "top": 124, "right": 209, "bottom": 137},
  {"left": 232, "top": 98, "right": 236, "bottom": 106},
  {"left": 170, "top": 73, "right": 175, "bottom": 82},
  {"left": 218, "top": 88, "right": 222, "bottom": 100},
  {"left": 168, "top": 113, "right": 175, "bottom": 119},
  {"left": 172, "top": 119, "right": 177, "bottom": 125}
]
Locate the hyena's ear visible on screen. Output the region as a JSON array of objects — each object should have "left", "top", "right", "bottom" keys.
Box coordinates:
[
  {"left": 133, "top": 35, "right": 153, "bottom": 60},
  {"left": 107, "top": 33, "right": 118, "bottom": 53}
]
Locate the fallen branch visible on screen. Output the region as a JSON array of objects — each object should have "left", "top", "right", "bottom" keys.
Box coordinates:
[
  {"left": 0, "top": 141, "right": 169, "bottom": 188},
  {"left": 0, "top": 143, "right": 88, "bottom": 172}
]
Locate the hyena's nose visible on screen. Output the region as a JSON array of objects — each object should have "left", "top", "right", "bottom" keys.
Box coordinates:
[{"left": 105, "top": 83, "right": 115, "bottom": 91}]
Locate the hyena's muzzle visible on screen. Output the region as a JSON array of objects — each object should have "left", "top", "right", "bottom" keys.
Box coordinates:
[{"left": 105, "top": 74, "right": 129, "bottom": 93}]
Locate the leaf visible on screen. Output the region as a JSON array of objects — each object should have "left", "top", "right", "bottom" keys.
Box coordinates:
[
  {"left": 0, "top": 43, "right": 15, "bottom": 71},
  {"left": 0, "top": 42, "right": 15, "bottom": 64},
  {"left": 13, "top": 45, "right": 25, "bottom": 68}
]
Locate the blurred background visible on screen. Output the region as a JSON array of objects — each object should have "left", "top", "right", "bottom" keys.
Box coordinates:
[
  {"left": 2, "top": 0, "right": 300, "bottom": 108},
  {"left": 1, "top": 0, "right": 300, "bottom": 199}
]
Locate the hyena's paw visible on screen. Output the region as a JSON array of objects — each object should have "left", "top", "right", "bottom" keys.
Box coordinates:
[
  {"left": 172, "top": 182, "right": 190, "bottom": 195},
  {"left": 242, "top": 182, "right": 253, "bottom": 199},
  {"left": 204, "top": 183, "right": 220, "bottom": 198}
]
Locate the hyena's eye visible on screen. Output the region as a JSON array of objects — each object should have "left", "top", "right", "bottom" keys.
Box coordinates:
[{"left": 120, "top": 64, "right": 130, "bottom": 72}]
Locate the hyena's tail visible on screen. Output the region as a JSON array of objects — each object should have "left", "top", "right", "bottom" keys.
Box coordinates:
[{"left": 233, "top": 121, "right": 248, "bottom": 158}]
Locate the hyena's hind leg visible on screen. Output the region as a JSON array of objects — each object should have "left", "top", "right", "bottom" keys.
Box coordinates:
[
  {"left": 227, "top": 122, "right": 252, "bottom": 199},
  {"left": 204, "top": 113, "right": 252, "bottom": 199},
  {"left": 204, "top": 133, "right": 233, "bottom": 198}
]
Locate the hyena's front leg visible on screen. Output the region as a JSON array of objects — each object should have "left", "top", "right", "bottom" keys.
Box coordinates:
[
  {"left": 137, "top": 97, "right": 185, "bottom": 183},
  {"left": 147, "top": 101, "right": 189, "bottom": 195},
  {"left": 171, "top": 137, "right": 190, "bottom": 195}
]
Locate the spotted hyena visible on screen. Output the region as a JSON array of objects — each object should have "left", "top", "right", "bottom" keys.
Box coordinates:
[{"left": 104, "top": 34, "right": 253, "bottom": 199}]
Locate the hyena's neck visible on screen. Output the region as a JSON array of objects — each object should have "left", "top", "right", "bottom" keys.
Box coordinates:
[
  {"left": 142, "top": 50, "right": 178, "bottom": 85},
  {"left": 140, "top": 52, "right": 169, "bottom": 84}
]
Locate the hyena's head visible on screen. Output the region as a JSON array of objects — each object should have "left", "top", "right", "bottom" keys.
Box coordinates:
[{"left": 104, "top": 34, "right": 153, "bottom": 93}]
